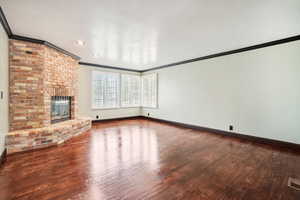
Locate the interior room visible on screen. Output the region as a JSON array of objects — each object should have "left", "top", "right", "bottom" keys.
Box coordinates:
[{"left": 0, "top": 1, "right": 300, "bottom": 199}]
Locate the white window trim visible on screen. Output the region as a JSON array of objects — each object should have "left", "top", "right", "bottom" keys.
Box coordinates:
[
  {"left": 141, "top": 73, "right": 158, "bottom": 108},
  {"left": 91, "top": 70, "right": 158, "bottom": 110},
  {"left": 121, "top": 73, "right": 141, "bottom": 108},
  {"left": 91, "top": 70, "right": 120, "bottom": 110}
]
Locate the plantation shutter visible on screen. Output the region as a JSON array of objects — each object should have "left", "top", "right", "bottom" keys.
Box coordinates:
[
  {"left": 142, "top": 73, "right": 157, "bottom": 108},
  {"left": 92, "top": 71, "right": 120, "bottom": 109},
  {"left": 121, "top": 74, "right": 141, "bottom": 107}
]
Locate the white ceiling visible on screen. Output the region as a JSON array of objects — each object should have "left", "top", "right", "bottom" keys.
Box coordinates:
[{"left": 1, "top": 0, "right": 300, "bottom": 70}]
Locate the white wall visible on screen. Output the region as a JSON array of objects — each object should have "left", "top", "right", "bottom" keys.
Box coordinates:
[
  {"left": 142, "top": 40, "right": 300, "bottom": 144},
  {"left": 0, "top": 24, "right": 9, "bottom": 155},
  {"left": 78, "top": 65, "right": 141, "bottom": 120}
]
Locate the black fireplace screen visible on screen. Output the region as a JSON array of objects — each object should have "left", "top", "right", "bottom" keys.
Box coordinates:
[{"left": 51, "top": 96, "right": 71, "bottom": 123}]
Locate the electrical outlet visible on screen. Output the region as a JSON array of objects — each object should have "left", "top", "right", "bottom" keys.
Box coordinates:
[{"left": 229, "top": 125, "right": 234, "bottom": 131}]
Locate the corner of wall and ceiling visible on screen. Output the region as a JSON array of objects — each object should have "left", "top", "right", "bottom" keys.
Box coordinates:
[
  {"left": 1, "top": 6, "right": 300, "bottom": 73},
  {"left": 0, "top": 7, "right": 12, "bottom": 38},
  {"left": 78, "top": 62, "right": 142, "bottom": 73},
  {"left": 0, "top": 6, "right": 80, "bottom": 61}
]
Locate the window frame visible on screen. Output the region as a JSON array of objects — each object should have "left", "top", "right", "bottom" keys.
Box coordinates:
[
  {"left": 120, "top": 73, "right": 141, "bottom": 108},
  {"left": 91, "top": 70, "right": 121, "bottom": 110},
  {"left": 91, "top": 70, "right": 158, "bottom": 110},
  {"left": 141, "top": 73, "right": 158, "bottom": 108}
]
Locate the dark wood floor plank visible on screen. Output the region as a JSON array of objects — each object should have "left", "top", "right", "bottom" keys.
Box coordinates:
[{"left": 0, "top": 119, "right": 300, "bottom": 200}]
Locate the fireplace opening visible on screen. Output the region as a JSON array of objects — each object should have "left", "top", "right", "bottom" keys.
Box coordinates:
[{"left": 51, "top": 96, "right": 71, "bottom": 124}]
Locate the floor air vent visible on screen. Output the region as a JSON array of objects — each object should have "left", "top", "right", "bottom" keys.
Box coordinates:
[{"left": 288, "top": 177, "right": 300, "bottom": 191}]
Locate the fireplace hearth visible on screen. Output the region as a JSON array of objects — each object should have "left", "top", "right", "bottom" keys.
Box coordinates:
[
  {"left": 51, "top": 96, "right": 71, "bottom": 123},
  {"left": 7, "top": 39, "right": 91, "bottom": 154}
]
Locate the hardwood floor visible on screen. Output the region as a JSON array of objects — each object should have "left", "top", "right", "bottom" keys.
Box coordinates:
[{"left": 0, "top": 118, "right": 300, "bottom": 200}]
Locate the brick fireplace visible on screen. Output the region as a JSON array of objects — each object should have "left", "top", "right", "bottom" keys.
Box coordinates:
[{"left": 6, "top": 40, "right": 91, "bottom": 154}]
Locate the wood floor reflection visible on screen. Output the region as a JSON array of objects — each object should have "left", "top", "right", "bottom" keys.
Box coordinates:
[{"left": 1, "top": 118, "right": 300, "bottom": 200}]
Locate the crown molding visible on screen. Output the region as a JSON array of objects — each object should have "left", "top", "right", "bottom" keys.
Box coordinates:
[
  {"left": 11, "top": 35, "right": 80, "bottom": 60},
  {"left": 141, "top": 34, "right": 300, "bottom": 72},
  {"left": 79, "top": 62, "right": 142, "bottom": 73},
  {"left": 81, "top": 34, "right": 300, "bottom": 73},
  {"left": 0, "top": 7, "right": 12, "bottom": 37},
  {"left": 2, "top": 6, "right": 300, "bottom": 72},
  {"left": 0, "top": 6, "right": 80, "bottom": 60}
]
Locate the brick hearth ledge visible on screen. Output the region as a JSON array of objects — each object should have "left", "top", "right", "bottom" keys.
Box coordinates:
[{"left": 6, "top": 118, "right": 91, "bottom": 154}]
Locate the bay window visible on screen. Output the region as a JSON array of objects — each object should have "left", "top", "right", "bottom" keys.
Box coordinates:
[
  {"left": 141, "top": 73, "right": 157, "bottom": 108},
  {"left": 92, "top": 70, "right": 157, "bottom": 109},
  {"left": 92, "top": 71, "right": 120, "bottom": 109},
  {"left": 121, "top": 74, "right": 141, "bottom": 107}
]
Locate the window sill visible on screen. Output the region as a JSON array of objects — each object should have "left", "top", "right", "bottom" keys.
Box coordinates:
[
  {"left": 92, "top": 106, "right": 140, "bottom": 110},
  {"left": 142, "top": 106, "right": 158, "bottom": 109},
  {"left": 91, "top": 106, "right": 158, "bottom": 110}
]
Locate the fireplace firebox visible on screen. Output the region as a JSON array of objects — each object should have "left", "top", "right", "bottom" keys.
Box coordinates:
[{"left": 51, "top": 96, "right": 71, "bottom": 123}]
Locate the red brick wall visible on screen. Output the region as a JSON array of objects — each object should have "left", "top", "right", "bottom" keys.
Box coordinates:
[
  {"left": 9, "top": 41, "right": 45, "bottom": 130},
  {"left": 43, "top": 46, "right": 79, "bottom": 127},
  {"left": 9, "top": 40, "right": 79, "bottom": 131}
]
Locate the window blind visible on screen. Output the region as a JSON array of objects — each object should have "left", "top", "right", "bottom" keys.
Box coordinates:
[
  {"left": 141, "top": 73, "right": 157, "bottom": 108},
  {"left": 121, "top": 74, "right": 141, "bottom": 107},
  {"left": 92, "top": 71, "right": 120, "bottom": 109}
]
